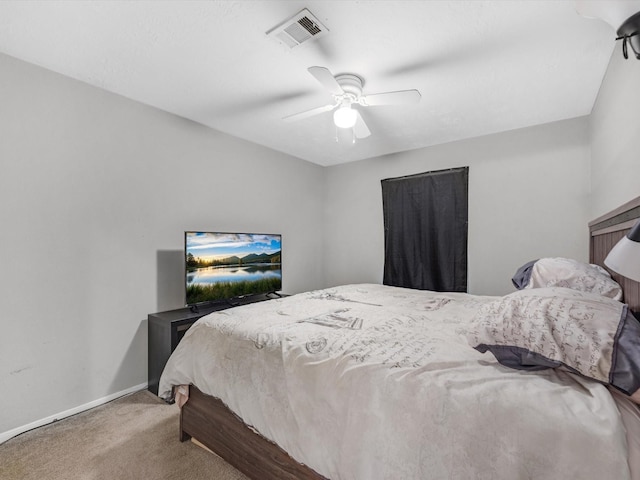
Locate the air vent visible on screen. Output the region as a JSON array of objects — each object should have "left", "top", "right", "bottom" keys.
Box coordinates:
[{"left": 267, "top": 9, "right": 328, "bottom": 49}]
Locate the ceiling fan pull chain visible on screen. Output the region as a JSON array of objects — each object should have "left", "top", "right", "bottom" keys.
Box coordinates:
[{"left": 623, "top": 36, "right": 629, "bottom": 59}]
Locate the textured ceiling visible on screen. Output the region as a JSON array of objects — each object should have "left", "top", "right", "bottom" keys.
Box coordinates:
[{"left": 0, "top": 1, "right": 633, "bottom": 166}]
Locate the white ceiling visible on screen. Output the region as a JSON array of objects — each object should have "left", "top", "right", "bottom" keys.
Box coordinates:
[{"left": 0, "top": 1, "right": 634, "bottom": 166}]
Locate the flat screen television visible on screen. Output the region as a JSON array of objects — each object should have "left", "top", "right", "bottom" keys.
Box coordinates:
[{"left": 184, "top": 231, "right": 282, "bottom": 306}]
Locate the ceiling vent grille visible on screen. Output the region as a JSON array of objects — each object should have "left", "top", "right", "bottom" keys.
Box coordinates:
[{"left": 267, "top": 9, "right": 328, "bottom": 49}]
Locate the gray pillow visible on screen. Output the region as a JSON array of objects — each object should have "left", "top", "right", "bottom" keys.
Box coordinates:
[{"left": 511, "top": 259, "right": 537, "bottom": 289}]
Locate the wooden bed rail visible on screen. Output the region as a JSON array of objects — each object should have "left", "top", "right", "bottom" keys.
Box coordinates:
[{"left": 181, "top": 385, "right": 327, "bottom": 480}]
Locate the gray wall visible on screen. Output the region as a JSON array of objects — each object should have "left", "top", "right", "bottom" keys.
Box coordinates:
[
  {"left": 590, "top": 45, "right": 640, "bottom": 218},
  {"left": 324, "top": 118, "right": 591, "bottom": 296},
  {"left": 0, "top": 53, "right": 325, "bottom": 436},
  {"left": 2, "top": 41, "right": 616, "bottom": 439}
]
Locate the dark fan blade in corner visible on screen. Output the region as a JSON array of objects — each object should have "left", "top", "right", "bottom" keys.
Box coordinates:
[
  {"left": 282, "top": 103, "right": 337, "bottom": 123},
  {"left": 308, "top": 66, "right": 344, "bottom": 96},
  {"left": 361, "top": 89, "right": 421, "bottom": 106},
  {"left": 353, "top": 110, "right": 371, "bottom": 139}
]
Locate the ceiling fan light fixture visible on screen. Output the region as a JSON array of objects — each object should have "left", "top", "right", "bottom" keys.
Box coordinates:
[
  {"left": 333, "top": 105, "right": 357, "bottom": 129},
  {"left": 282, "top": 66, "right": 420, "bottom": 138}
]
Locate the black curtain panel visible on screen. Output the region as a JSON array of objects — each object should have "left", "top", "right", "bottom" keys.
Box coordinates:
[{"left": 381, "top": 167, "right": 469, "bottom": 292}]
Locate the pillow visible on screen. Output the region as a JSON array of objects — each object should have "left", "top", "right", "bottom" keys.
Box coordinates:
[
  {"left": 511, "top": 257, "right": 623, "bottom": 301},
  {"left": 466, "top": 287, "right": 640, "bottom": 401}
]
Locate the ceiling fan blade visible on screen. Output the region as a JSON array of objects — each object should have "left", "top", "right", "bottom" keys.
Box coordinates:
[
  {"left": 308, "top": 66, "right": 344, "bottom": 96},
  {"left": 282, "top": 103, "right": 337, "bottom": 123},
  {"left": 353, "top": 110, "right": 371, "bottom": 139},
  {"left": 361, "top": 89, "right": 421, "bottom": 106}
]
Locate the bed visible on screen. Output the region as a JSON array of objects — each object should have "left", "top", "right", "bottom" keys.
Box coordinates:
[{"left": 158, "top": 197, "right": 640, "bottom": 480}]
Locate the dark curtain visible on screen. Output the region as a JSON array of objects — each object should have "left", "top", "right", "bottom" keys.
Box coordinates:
[{"left": 381, "top": 167, "right": 468, "bottom": 292}]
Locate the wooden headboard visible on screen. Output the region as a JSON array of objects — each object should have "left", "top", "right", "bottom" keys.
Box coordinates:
[{"left": 589, "top": 196, "right": 640, "bottom": 312}]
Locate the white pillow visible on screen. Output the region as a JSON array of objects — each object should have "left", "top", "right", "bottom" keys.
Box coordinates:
[
  {"left": 467, "top": 287, "right": 640, "bottom": 402},
  {"left": 511, "top": 257, "right": 622, "bottom": 301}
]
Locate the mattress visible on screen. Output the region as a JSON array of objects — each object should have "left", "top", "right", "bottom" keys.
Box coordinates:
[{"left": 159, "top": 284, "right": 635, "bottom": 479}]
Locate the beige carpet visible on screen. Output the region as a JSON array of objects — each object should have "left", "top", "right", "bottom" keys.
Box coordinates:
[{"left": 0, "top": 390, "right": 250, "bottom": 480}]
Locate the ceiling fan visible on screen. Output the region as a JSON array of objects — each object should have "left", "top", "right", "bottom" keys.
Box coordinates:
[{"left": 283, "top": 66, "right": 421, "bottom": 139}]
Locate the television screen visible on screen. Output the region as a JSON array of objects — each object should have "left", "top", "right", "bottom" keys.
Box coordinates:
[{"left": 185, "top": 231, "right": 282, "bottom": 306}]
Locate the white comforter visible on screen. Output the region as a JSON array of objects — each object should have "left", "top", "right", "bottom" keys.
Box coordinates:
[{"left": 159, "top": 284, "right": 633, "bottom": 479}]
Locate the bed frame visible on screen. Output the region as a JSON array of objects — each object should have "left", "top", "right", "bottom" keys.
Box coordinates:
[
  {"left": 180, "top": 385, "right": 326, "bottom": 479},
  {"left": 589, "top": 195, "right": 640, "bottom": 312},
  {"left": 179, "top": 195, "right": 640, "bottom": 480}
]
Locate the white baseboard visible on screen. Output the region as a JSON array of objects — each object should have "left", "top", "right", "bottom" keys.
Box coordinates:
[{"left": 0, "top": 382, "right": 148, "bottom": 445}]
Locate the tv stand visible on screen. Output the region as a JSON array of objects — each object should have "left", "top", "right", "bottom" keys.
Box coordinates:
[{"left": 148, "top": 292, "right": 285, "bottom": 395}]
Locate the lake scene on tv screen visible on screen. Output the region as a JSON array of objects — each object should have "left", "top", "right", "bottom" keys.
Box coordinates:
[{"left": 185, "top": 232, "right": 281, "bottom": 304}]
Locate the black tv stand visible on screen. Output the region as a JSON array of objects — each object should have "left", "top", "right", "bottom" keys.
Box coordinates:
[{"left": 148, "top": 292, "right": 285, "bottom": 396}]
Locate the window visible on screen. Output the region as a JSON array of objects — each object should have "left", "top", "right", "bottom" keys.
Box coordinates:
[{"left": 381, "top": 167, "right": 468, "bottom": 292}]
